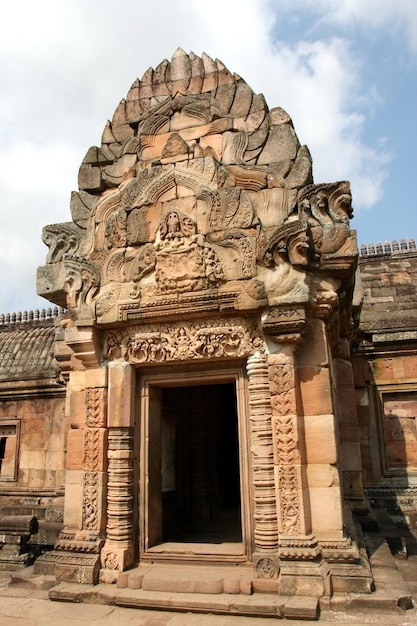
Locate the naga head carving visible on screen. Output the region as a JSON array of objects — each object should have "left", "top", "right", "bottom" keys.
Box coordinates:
[
  {"left": 268, "top": 219, "right": 311, "bottom": 268},
  {"left": 63, "top": 254, "right": 100, "bottom": 317}
]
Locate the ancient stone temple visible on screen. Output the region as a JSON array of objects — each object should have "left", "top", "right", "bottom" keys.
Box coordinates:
[{"left": 1, "top": 50, "right": 416, "bottom": 614}]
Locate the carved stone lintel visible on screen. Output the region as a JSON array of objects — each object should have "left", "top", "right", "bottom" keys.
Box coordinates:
[{"left": 105, "top": 317, "right": 264, "bottom": 364}]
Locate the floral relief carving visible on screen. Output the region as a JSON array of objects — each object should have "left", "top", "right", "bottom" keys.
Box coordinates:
[
  {"left": 82, "top": 472, "right": 100, "bottom": 530},
  {"left": 103, "top": 551, "right": 119, "bottom": 570},
  {"left": 278, "top": 465, "right": 301, "bottom": 534},
  {"left": 270, "top": 391, "right": 295, "bottom": 416},
  {"left": 86, "top": 388, "right": 107, "bottom": 428},
  {"left": 268, "top": 364, "right": 294, "bottom": 395},
  {"left": 256, "top": 557, "right": 279, "bottom": 579},
  {"left": 272, "top": 415, "right": 298, "bottom": 465},
  {"left": 269, "top": 357, "right": 305, "bottom": 535},
  {"left": 83, "top": 428, "right": 101, "bottom": 471}
]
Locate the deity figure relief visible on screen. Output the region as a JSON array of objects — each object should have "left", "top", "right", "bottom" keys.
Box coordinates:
[
  {"left": 158, "top": 209, "right": 196, "bottom": 246},
  {"left": 154, "top": 208, "right": 224, "bottom": 294}
]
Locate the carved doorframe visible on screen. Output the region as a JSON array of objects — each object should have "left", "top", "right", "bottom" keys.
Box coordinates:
[
  {"left": 137, "top": 364, "right": 254, "bottom": 563},
  {"left": 102, "top": 315, "right": 265, "bottom": 573}
]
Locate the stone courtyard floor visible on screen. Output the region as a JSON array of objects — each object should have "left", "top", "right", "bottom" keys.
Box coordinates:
[
  {"left": 0, "top": 587, "right": 416, "bottom": 626},
  {"left": 0, "top": 511, "right": 416, "bottom": 624}
]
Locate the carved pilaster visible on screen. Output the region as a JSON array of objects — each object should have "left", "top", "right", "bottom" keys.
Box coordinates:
[
  {"left": 100, "top": 427, "right": 134, "bottom": 582},
  {"left": 33, "top": 375, "right": 108, "bottom": 583},
  {"left": 268, "top": 350, "right": 312, "bottom": 544},
  {"left": 262, "top": 301, "right": 321, "bottom": 570},
  {"left": 247, "top": 353, "right": 278, "bottom": 550}
]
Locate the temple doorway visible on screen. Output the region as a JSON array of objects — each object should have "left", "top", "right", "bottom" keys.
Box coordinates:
[{"left": 139, "top": 370, "right": 250, "bottom": 562}]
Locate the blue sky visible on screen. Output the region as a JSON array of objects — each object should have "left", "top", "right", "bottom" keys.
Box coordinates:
[{"left": 0, "top": 0, "right": 416, "bottom": 313}]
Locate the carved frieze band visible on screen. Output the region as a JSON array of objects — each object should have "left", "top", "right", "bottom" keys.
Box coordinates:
[
  {"left": 104, "top": 317, "right": 264, "bottom": 364},
  {"left": 246, "top": 352, "right": 278, "bottom": 551}
]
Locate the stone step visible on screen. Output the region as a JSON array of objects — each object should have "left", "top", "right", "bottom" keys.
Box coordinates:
[
  {"left": 49, "top": 582, "right": 320, "bottom": 620},
  {"left": 117, "top": 563, "right": 257, "bottom": 595}
]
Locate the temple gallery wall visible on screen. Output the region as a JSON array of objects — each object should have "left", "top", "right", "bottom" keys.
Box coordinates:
[{"left": 0, "top": 50, "right": 416, "bottom": 602}]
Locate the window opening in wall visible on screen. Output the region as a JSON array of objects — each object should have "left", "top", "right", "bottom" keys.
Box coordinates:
[{"left": 0, "top": 422, "right": 18, "bottom": 481}]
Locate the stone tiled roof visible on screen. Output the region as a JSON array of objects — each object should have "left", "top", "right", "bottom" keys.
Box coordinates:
[{"left": 0, "top": 319, "right": 60, "bottom": 381}]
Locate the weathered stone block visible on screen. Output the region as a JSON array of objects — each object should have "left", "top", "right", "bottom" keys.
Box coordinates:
[
  {"left": 299, "top": 367, "right": 333, "bottom": 416},
  {"left": 339, "top": 442, "right": 362, "bottom": 471},
  {"left": 66, "top": 429, "right": 85, "bottom": 470},
  {"left": 307, "top": 464, "right": 339, "bottom": 488},
  {"left": 85, "top": 367, "right": 108, "bottom": 388},
  {"left": 78, "top": 164, "right": 102, "bottom": 191},
  {"left": 309, "top": 487, "right": 343, "bottom": 533},
  {"left": 298, "top": 319, "right": 330, "bottom": 368},
  {"left": 63, "top": 471, "right": 83, "bottom": 528},
  {"left": 67, "top": 389, "right": 87, "bottom": 428},
  {"left": 304, "top": 414, "right": 337, "bottom": 464},
  {"left": 108, "top": 362, "right": 135, "bottom": 428},
  {"left": 258, "top": 123, "right": 299, "bottom": 165}
]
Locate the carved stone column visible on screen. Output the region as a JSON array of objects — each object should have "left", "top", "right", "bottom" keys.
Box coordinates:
[
  {"left": 247, "top": 352, "right": 279, "bottom": 578},
  {"left": 100, "top": 361, "right": 135, "bottom": 583}
]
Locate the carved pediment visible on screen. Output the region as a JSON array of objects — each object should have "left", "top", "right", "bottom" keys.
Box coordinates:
[{"left": 38, "top": 49, "right": 357, "bottom": 324}]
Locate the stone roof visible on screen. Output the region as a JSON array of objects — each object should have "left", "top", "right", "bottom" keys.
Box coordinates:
[{"left": 0, "top": 314, "right": 61, "bottom": 382}]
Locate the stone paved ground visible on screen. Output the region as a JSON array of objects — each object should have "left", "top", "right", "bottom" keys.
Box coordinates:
[
  {"left": 0, "top": 512, "right": 416, "bottom": 625},
  {"left": 0, "top": 568, "right": 416, "bottom": 626}
]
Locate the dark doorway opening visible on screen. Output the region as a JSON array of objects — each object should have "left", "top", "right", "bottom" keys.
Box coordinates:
[{"left": 150, "top": 382, "right": 242, "bottom": 547}]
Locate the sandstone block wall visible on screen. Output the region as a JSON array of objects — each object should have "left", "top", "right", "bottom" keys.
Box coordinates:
[{"left": 353, "top": 239, "right": 417, "bottom": 526}]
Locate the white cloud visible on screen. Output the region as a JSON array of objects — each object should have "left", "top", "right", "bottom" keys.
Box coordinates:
[
  {"left": 0, "top": 0, "right": 409, "bottom": 312},
  {"left": 272, "top": 0, "right": 417, "bottom": 55}
]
